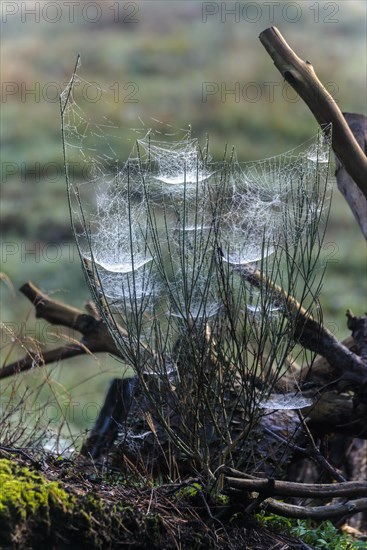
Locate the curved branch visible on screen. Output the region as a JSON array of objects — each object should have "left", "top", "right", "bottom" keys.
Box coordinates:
[{"left": 259, "top": 26, "right": 367, "bottom": 199}]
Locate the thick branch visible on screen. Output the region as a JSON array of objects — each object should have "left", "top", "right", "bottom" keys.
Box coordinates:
[
  {"left": 224, "top": 476, "right": 367, "bottom": 499},
  {"left": 236, "top": 265, "right": 367, "bottom": 385},
  {"left": 294, "top": 317, "right": 367, "bottom": 383},
  {"left": 298, "top": 336, "right": 355, "bottom": 382},
  {"left": 263, "top": 497, "right": 367, "bottom": 520},
  {"left": 259, "top": 27, "right": 367, "bottom": 199}
]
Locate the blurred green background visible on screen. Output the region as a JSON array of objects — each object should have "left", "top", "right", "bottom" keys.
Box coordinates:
[{"left": 1, "top": 1, "right": 366, "bottom": 441}]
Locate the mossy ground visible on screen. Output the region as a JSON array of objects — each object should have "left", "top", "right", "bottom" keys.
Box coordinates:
[
  {"left": 0, "top": 454, "right": 311, "bottom": 550},
  {"left": 0, "top": 457, "right": 168, "bottom": 549},
  {"left": 0, "top": 459, "right": 71, "bottom": 547}
]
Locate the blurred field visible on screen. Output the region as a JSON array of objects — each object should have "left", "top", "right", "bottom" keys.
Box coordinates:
[{"left": 1, "top": 1, "right": 366, "bottom": 437}]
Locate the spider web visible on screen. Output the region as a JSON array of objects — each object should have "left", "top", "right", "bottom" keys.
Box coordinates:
[
  {"left": 60, "top": 66, "right": 331, "bottom": 345},
  {"left": 59, "top": 63, "right": 337, "bottom": 464}
]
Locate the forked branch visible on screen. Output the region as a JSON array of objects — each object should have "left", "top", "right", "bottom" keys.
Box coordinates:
[{"left": 0, "top": 281, "right": 125, "bottom": 380}]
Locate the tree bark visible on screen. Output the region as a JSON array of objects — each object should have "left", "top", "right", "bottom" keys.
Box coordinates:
[{"left": 335, "top": 113, "right": 367, "bottom": 239}]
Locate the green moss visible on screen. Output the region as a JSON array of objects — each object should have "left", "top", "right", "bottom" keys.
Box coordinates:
[
  {"left": 0, "top": 458, "right": 74, "bottom": 547},
  {"left": 0, "top": 458, "right": 174, "bottom": 548},
  {"left": 175, "top": 481, "right": 203, "bottom": 500}
]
